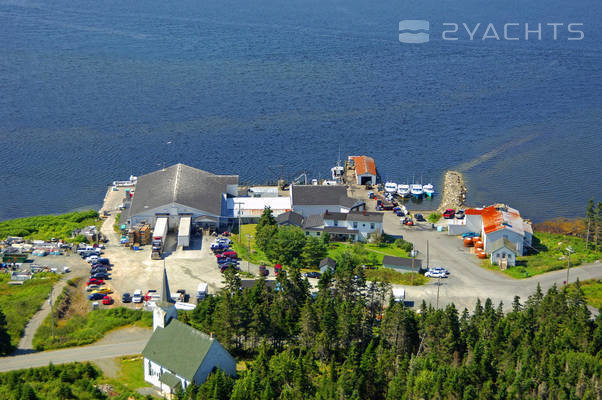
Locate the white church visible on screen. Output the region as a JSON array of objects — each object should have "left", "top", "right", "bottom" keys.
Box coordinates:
[{"left": 141, "top": 268, "right": 237, "bottom": 397}]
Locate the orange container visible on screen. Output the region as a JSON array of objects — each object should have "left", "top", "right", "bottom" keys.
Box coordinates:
[
  {"left": 464, "top": 238, "right": 474, "bottom": 247},
  {"left": 477, "top": 251, "right": 487, "bottom": 259},
  {"left": 475, "top": 240, "right": 484, "bottom": 248}
]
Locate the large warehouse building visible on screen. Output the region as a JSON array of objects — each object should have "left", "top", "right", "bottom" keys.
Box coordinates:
[{"left": 126, "top": 163, "right": 239, "bottom": 230}]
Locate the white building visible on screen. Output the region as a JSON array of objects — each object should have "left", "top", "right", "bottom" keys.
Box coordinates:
[
  {"left": 290, "top": 184, "right": 364, "bottom": 217},
  {"left": 142, "top": 268, "right": 236, "bottom": 398},
  {"left": 298, "top": 210, "right": 383, "bottom": 242},
  {"left": 490, "top": 238, "right": 517, "bottom": 268},
  {"left": 464, "top": 204, "right": 533, "bottom": 256},
  {"left": 227, "top": 196, "right": 292, "bottom": 223}
]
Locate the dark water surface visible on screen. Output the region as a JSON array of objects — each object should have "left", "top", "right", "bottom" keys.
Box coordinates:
[{"left": 1, "top": 0, "right": 601, "bottom": 222}]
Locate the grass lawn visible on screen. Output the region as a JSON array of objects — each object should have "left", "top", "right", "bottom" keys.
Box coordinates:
[
  {"left": 365, "top": 268, "right": 428, "bottom": 286},
  {"left": 482, "top": 232, "right": 602, "bottom": 279},
  {"left": 0, "top": 272, "right": 60, "bottom": 350},
  {"left": 115, "top": 356, "right": 147, "bottom": 390},
  {"left": 566, "top": 279, "right": 602, "bottom": 309},
  {"left": 0, "top": 210, "right": 99, "bottom": 241},
  {"left": 326, "top": 242, "right": 410, "bottom": 265},
  {"left": 33, "top": 279, "right": 152, "bottom": 350},
  {"left": 231, "top": 224, "right": 272, "bottom": 266}
]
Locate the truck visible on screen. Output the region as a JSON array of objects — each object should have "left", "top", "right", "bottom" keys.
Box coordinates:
[
  {"left": 392, "top": 288, "right": 406, "bottom": 302},
  {"left": 196, "top": 282, "right": 208, "bottom": 301},
  {"left": 151, "top": 217, "right": 169, "bottom": 260}
]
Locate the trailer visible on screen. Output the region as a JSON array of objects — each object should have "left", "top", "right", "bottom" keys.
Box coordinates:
[
  {"left": 177, "top": 216, "right": 191, "bottom": 248},
  {"left": 151, "top": 217, "right": 169, "bottom": 259},
  {"left": 196, "top": 282, "right": 208, "bottom": 301},
  {"left": 392, "top": 288, "right": 406, "bottom": 302}
]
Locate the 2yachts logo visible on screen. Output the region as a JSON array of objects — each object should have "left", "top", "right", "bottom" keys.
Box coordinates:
[{"left": 399, "top": 21, "right": 585, "bottom": 43}]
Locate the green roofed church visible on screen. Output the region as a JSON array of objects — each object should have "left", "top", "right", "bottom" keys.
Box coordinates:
[{"left": 142, "top": 267, "right": 236, "bottom": 397}]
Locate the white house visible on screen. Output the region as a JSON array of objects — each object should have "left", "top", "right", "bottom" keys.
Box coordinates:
[
  {"left": 490, "top": 238, "right": 517, "bottom": 268},
  {"left": 464, "top": 204, "right": 533, "bottom": 256},
  {"left": 127, "top": 163, "right": 238, "bottom": 230},
  {"left": 348, "top": 155, "right": 377, "bottom": 185},
  {"left": 142, "top": 268, "right": 236, "bottom": 398},
  {"left": 290, "top": 184, "right": 364, "bottom": 217},
  {"left": 299, "top": 210, "right": 383, "bottom": 242},
  {"left": 227, "top": 196, "right": 292, "bottom": 223}
]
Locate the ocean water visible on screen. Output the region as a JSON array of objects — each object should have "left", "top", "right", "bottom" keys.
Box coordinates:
[{"left": 0, "top": 0, "right": 600, "bottom": 222}]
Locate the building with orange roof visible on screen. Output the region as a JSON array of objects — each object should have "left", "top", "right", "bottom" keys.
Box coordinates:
[
  {"left": 348, "top": 155, "right": 377, "bottom": 185},
  {"left": 462, "top": 204, "right": 533, "bottom": 256}
]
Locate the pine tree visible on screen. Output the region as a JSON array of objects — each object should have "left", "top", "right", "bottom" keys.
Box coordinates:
[
  {"left": 255, "top": 207, "right": 278, "bottom": 253},
  {"left": 585, "top": 199, "right": 595, "bottom": 249},
  {"left": 302, "top": 236, "right": 327, "bottom": 268},
  {"left": 0, "top": 308, "right": 13, "bottom": 355}
]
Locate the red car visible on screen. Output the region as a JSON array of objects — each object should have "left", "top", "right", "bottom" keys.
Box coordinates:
[
  {"left": 87, "top": 278, "right": 104, "bottom": 286},
  {"left": 221, "top": 251, "right": 238, "bottom": 259},
  {"left": 102, "top": 296, "right": 113, "bottom": 305},
  {"left": 443, "top": 209, "right": 456, "bottom": 219},
  {"left": 274, "top": 264, "right": 282, "bottom": 275}
]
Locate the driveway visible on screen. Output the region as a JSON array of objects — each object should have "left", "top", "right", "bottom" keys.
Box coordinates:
[
  {"left": 0, "top": 327, "right": 152, "bottom": 372},
  {"left": 382, "top": 212, "right": 602, "bottom": 312}
]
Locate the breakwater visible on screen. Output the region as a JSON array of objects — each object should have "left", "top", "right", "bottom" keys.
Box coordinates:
[{"left": 437, "top": 171, "right": 467, "bottom": 213}]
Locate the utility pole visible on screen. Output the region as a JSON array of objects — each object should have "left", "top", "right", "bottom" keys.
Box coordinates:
[
  {"left": 246, "top": 234, "right": 253, "bottom": 274},
  {"left": 410, "top": 247, "right": 418, "bottom": 285},
  {"left": 565, "top": 246, "right": 574, "bottom": 285},
  {"left": 426, "top": 240, "right": 429, "bottom": 269}
]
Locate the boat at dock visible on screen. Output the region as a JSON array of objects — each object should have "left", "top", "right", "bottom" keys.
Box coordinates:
[
  {"left": 410, "top": 183, "right": 424, "bottom": 199},
  {"left": 384, "top": 182, "right": 398, "bottom": 194},
  {"left": 423, "top": 183, "right": 435, "bottom": 198},
  {"left": 397, "top": 184, "right": 410, "bottom": 198}
]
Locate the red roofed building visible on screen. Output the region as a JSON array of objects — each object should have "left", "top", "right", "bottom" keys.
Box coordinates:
[
  {"left": 464, "top": 204, "right": 533, "bottom": 255},
  {"left": 348, "top": 155, "right": 377, "bottom": 185}
]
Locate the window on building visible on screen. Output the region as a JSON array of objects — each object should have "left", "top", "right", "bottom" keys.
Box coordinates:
[
  {"left": 370, "top": 223, "right": 375, "bottom": 229},
  {"left": 353, "top": 222, "right": 358, "bottom": 228},
  {"left": 317, "top": 232, "right": 320, "bottom": 236},
  {"left": 334, "top": 220, "right": 338, "bottom": 226},
  {"left": 306, "top": 231, "right": 310, "bottom": 235}
]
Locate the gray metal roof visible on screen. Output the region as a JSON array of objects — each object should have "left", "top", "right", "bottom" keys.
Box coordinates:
[
  {"left": 129, "top": 164, "right": 238, "bottom": 217},
  {"left": 382, "top": 255, "right": 422, "bottom": 270},
  {"left": 323, "top": 211, "right": 383, "bottom": 223},
  {"left": 491, "top": 238, "right": 517, "bottom": 254},
  {"left": 291, "top": 185, "right": 357, "bottom": 208},
  {"left": 319, "top": 257, "right": 336, "bottom": 268},
  {"left": 324, "top": 227, "right": 359, "bottom": 234},
  {"left": 142, "top": 320, "right": 216, "bottom": 381},
  {"left": 275, "top": 211, "right": 304, "bottom": 227}
]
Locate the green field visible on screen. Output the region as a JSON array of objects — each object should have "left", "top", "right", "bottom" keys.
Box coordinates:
[
  {"left": 33, "top": 281, "right": 152, "bottom": 350},
  {"left": 231, "top": 224, "right": 272, "bottom": 266},
  {"left": 0, "top": 272, "right": 60, "bottom": 351},
  {"left": 483, "top": 232, "right": 602, "bottom": 279},
  {"left": 326, "top": 242, "right": 410, "bottom": 265},
  {"left": 0, "top": 210, "right": 100, "bottom": 241},
  {"left": 364, "top": 268, "right": 428, "bottom": 286}
]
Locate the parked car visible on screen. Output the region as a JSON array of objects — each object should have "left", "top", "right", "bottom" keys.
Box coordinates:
[
  {"left": 432, "top": 267, "right": 450, "bottom": 275},
  {"left": 455, "top": 210, "right": 465, "bottom": 219},
  {"left": 87, "top": 278, "right": 104, "bottom": 286},
  {"left": 88, "top": 292, "right": 105, "bottom": 300},
  {"left": 220, "top": 264, "right": 239, "bottom": 273},
  {"left": 145, "top": 289, "right": 157, "bottom": 302},
  {"left": 86, "top": 284, "right": 100, "bottom": 292},
  {"left": 304, "top": 271, "right": 322, "bottom": 279},
  {"left": 95, "top": 258, "right": 110, "bottom": 265},
  {"left": 90, "top": 266, "right": 107, "bottom": 274},
  {"left": 462, "top": 232, "right": 478, "bottom": 238},
  {"left": 92, "top": 287, "right": 112, "bottom": 295},
  {"left": 221, "top": 251, "right": 238, "bottom": 259},
  {"left": 443, "top": 209, "right": 456, "bottom": 219},
  {"left": 91, "top": 272, "right": 109, "bottom": 280},
  {"left": 102, "top": 296, "right": 113, "bottom": 305},
  {"left": 425, "top": 268, "right": 447, "bottom": 278},
  {"left": 122, "top": 293, "right": 132, "bottom": 303},
  {"left": 132, "top": 290, "right": 143, "bottom": 303},
  {"left": 258, "top": 265, "right": 269, "bottom": 277}
]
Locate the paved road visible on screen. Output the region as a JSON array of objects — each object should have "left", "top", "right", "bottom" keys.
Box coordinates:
[
  {"left": 383, "top": 212, "right": 602, "bottom": 312},
  {"left": 0, "top": 329, "right": 152, "bottom": 372}
]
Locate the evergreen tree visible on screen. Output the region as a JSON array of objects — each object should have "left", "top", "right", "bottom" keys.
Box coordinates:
[
  {"left": 255, "top": 207, "right": 278, "bottom": 252},
  {"left": 0, "top": 308, "right": 13, "bottom": 355},
  {"left": 301, "top": 236, "right": 327, "bottom": 268},
  {"left": 585, "top": 199, "right": 595, "bottom": 249}
]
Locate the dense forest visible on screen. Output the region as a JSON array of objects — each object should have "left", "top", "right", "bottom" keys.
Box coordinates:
[{"left": 174, "top": 249, "right": 602, "bottom": 400}]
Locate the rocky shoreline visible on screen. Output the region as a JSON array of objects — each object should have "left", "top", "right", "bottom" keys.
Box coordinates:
[{"left": 437, "top": 170, "right": 467, "bottom": 213}]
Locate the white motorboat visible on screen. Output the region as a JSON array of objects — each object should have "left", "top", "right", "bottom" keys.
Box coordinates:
[
  {"left": 384, "top": 182, "right": 398, "bottom": 194},
  {"left": 410, "top": 184, "right": 424, "bottom": 199},
  {"left": 397, "top": 184, "right": 410, "bottom": 198},
  {"left": 423, "top": 183, "right": 435, "bottom": 198}
]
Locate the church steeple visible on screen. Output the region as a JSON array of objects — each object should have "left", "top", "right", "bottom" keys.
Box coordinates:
[{"left": 161, "top": 263, "right": 174, "bottom": 304}]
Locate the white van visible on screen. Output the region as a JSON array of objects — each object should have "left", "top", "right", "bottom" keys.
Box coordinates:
[{"left": 132, "top": 289, "right": 143, "bottom": 303}]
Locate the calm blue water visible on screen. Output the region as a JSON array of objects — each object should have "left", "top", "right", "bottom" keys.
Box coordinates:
[{"left": 1, "top": 0, "right": 601, "bottom": 222}]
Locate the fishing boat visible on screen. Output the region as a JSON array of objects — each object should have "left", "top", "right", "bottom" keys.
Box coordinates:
[
  {"left": 330, "top": 146, "right": 345, "bottom": 183},
  {"left": 423, "top": 183, "right": 435, "bottom": 198},
  {"left": 397, "top": 184, "right": 410, "bottom": 198},
  {"left": 410, "top": 183, "right": 424, "bottom": 199},
  {"left": 384, "top": 182, "right": 398, "bottom": 194}
]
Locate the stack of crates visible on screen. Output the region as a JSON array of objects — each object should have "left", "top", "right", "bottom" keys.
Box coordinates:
[{"left": 139, "top": 224, "right": 151, "bottom": 245}]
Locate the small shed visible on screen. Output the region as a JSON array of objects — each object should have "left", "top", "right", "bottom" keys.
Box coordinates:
[
  {"left": 382, "top": 255, "right": 422, "bottom": 273},
  {"left": 490, "top": 238, "right": 517, "bottom": 269},
  {"left": 319, "top": 257, "right": 336, "bottom": 274}
]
